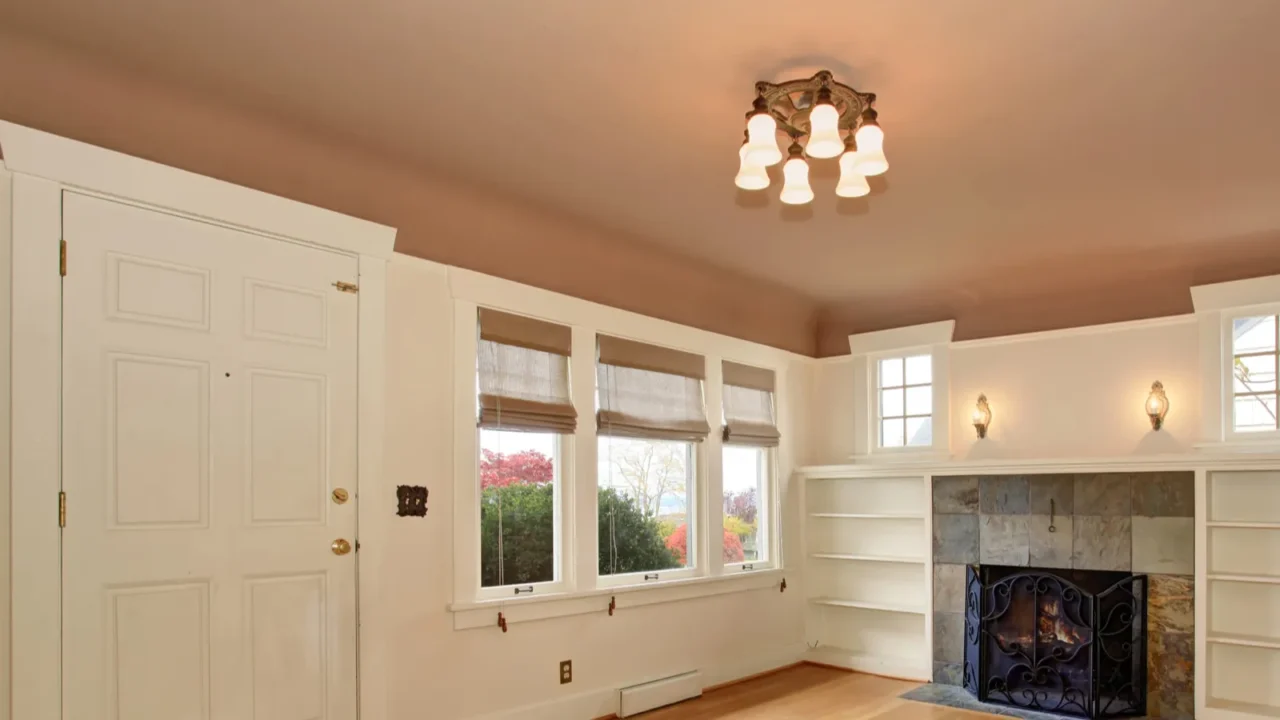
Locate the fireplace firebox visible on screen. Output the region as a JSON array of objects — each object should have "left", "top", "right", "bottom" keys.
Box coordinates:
[{"left": 963, "top": 565, "right": 1147, "bottom": 718}]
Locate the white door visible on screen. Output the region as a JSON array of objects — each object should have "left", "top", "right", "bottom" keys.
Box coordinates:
[{"left": 61, "top": 192, "right": 359, "bottom": 720}]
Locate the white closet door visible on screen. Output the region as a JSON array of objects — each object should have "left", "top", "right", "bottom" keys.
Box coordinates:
[{"left": 61, "top": 193, "right": 359, "bottom": 720}]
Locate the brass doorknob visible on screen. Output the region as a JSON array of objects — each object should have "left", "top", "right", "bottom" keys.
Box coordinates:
[
  {"left": 332, "top": 539, "right": 352, "bottom": 556},
  {"left": 332, "top": 488, "right": 349, "bottom": 504}
]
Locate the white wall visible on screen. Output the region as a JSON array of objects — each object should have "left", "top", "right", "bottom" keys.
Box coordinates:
[
  {"left": 808, "top": 317, "right": 1202, "bottom": 463},
  {"left": 376, "top": 256, "right": 808, "bottom": 719}
]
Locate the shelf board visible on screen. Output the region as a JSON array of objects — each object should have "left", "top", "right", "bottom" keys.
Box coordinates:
[
  {"left": 1208, "top": 573, "right": 1280, "bottom": 585},
  {"left": 809, "top": 553, "right": 924, "bottom": 565},
  {"left": 808, "top": 597, "right": 925, "bottom": 615},
  {"left": 1207, "top": 521, "right": 1280, "bottom": 529},
  {"left": 1206, "top": 698, "right": 1280, "bottom": 720},
  {"left": 808, "top": 512, "right": 925, "bottom": 520},
  {"left": 1208, "top": 632, "right": 1280, "bottom": 650}
]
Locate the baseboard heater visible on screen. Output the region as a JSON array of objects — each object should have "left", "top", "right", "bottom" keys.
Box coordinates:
[{"left": 618, "top": 670, "right": 702, "bottom": 717}]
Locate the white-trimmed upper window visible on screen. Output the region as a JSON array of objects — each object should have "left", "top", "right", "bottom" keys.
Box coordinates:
[
  {"left": 877, "top": 354, "right": 933, "bottom": 448},
  {"left": 721, "top": 361, "right": 779, "bottom": 571},
  {"left": 1231, "top": 314, "right": 1279, "bottom": 433}
]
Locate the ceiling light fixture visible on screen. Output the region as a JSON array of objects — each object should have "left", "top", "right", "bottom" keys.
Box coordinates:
[
  {"left": 734, "top": 134, "right": 770, "bottom": 191},
  {"left": 779, "top": 143, "right": 814, "bottom": 205},
  {"left": 736, "top": 70, "right": 887, "bottom": 204}
]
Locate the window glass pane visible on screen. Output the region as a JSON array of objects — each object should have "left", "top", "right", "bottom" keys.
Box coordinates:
[
  {"left": 1234, "top": 316, "right": 1277, "bottom": 354},
  {"left": 479, "top": 429, "right": 557, "bottom": 588},
  {"left": 881, "top": 388, "right": 904, "bottom": 418},
  {"left": 723, "top": 446, "right": 766, "bottom": 563},
  {"left": 1234, "top": 394, "right": 1279, "bottom": 433},
  {"left": 879, "top": 357, "right": 904, "bottom": 388},
  {"left": 881, "top": 418, "right": 905, "bottom": 447},
  {"left": 1235, "top": 354, "right": 1278, "bottom": 393},
  {"left": 905, "top": 354, "right": 932, "bottom": 385},
  {"left": 906, "top": 385, "right": 932, "bottom": 416},
  {"left": 598, "top": 436, "right": 692, "bottom": 575},
  {"left": 906, "top": 416, "right": 934, "bottom": 447}
]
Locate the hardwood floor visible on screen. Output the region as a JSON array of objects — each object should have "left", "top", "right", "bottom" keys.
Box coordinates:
[{"left": 633, "top": 664, "right": 1003, "bottom": 719}]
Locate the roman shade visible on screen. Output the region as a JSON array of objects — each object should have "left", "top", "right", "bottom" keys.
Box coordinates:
[
  {"left": 722, "top": 361, "right": 780, "bottom": 447},
  {"left": 596, "top": 336, "right": 710, "bottom": 442},
  {"left": 477, "top": 309, "right": 576, "bottom": 433}
]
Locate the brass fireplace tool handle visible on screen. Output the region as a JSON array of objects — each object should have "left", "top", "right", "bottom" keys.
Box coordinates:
[{"left": 1048, "top": 499, "right": 1057, "bottom": 533}]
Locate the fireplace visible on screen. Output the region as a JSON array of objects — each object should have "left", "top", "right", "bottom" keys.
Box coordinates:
[{"left": 963, "top": 565, "right": 1147, "bottom": 718}]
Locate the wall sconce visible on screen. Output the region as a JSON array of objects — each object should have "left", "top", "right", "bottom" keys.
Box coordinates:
[
  {"left": 972, "top": 394, "right": 992, "bottom": 439},
  {"left": 1146, "top": 381, "right": 1169, "bottom": 430}
]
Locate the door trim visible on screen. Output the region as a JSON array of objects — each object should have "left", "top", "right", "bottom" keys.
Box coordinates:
[{"left": 5, "top": 127, "right": 393, "bottom": 718}]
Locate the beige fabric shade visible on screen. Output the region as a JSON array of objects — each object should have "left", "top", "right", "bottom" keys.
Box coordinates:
[
  {"left": 479, "top": 307, "right": 572, "bottom": 356},
  {"left": 722, "top": 360, "right": 775, "bottom": 392},
  {"left": 597, "top": 338, "right": 710, "bottom": 441},
  {"left": 722, "top": 362, "right": 780, "bottom": 447},
  {"left": 597, "top": 334, "right": 705, "bottom": 379},
  {"left": 476, "top": 311, "right": 576, "bottom": 433}
]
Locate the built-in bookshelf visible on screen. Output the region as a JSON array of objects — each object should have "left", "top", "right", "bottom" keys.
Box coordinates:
[
  {"left": 801, "top": 472, "right": 930, "bottom": 680},
  {"left": 1203, "top": 470, "right": 1280, "bottom": 719}
]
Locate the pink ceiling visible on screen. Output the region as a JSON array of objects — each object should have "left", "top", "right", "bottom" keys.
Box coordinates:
[{"left": 3, "top": 0, "right": 1280, "bottom": 356}]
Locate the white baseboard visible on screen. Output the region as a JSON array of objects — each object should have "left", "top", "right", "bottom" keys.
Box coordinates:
[
  {"left": 471, "top": 642, "right": 809, "bottom": 720},
  {"left": 803, "top": 647, "right": 930, "bottom": 682}
]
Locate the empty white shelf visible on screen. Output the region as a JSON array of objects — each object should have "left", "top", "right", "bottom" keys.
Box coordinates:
[
  {"left": 1207, "top": 521, "right": 1280, "bottom": 530},
  {"left": 1208, "top": 573, "right": 1280, "bottom": 585},
  {"left": 808, "top": 512, "right": 925, "bottom": 519},
  {"left": 1208, "top": 633, "right": 1280, "bottom": 651},
  {"left": 808, "top": 597, "right": 925, "bottom": 615},
  {"left": 809, "top": 553, "right": 924, "bottom": 565}
]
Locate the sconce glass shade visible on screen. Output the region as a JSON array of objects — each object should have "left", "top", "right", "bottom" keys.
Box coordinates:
[
  {"left": 853, "top": 119, "right": 889, "bottom": 176},
  {"left": 734, "top": 143, "right": 770, "bottom": 190},
  {"left": 780, "top": 150, "right": 814, "bottom": 205},
  {"left": 745, "top": 111, "right": 783, "bottom": 167},
  {"left": 836, "top": 149, "right": 871, "bottom": 197},
  {"left": 805, "top": 102, "right": 844, "bottom": 159},
  {"left": 1146, "top": 381, "right": 1170, "bottom": 430},
  {"left": 972, "top": 394, "right": 992, "bottom": 439}
]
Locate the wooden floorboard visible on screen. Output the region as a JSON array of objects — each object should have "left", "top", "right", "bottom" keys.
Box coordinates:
[{"left": 633, "top": 664, "right": 1006, "bottom": 719}]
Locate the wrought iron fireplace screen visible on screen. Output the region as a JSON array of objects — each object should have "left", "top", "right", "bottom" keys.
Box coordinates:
[{"left": 963, "top": 565, "right": 1147, "bottom": 719}]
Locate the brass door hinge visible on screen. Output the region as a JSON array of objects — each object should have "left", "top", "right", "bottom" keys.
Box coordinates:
[
  {"left": 59, "top": 240, "right": 67, "bottom": 277},
  {"left": 58, "top": 491, "right": 66, "bottom": 527},
  {"left": 332, "top": 281, "right": 358, "bottom": 294}
]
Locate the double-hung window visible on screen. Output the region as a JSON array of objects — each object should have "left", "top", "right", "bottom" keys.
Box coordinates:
[
  {"left": 876, "top": 354, "right": 933, "bottom": 448},
  {"left": 721, "top": 361, "right": 779, "bottom": 570},
  {"left": 596, "top": 335, "right": 709, "bottom": 585},
  {"left": 1230, "top": 313, "right": 1279, "bottom": 434},
  {"left": 475, "top": 309, "right": 576, "bottom": 598}
]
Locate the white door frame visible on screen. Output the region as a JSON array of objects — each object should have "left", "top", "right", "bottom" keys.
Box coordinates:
[{"left": 0, "top": 121, "right": 397, "bottom": 720}]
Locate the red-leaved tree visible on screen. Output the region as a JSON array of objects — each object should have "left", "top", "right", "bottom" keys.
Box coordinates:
[
  {"left": 480, "top": 449, "right": 553, "bottom": 489},
  {"left": 664, "top": 524, "right": 745, "bottom": 564}
]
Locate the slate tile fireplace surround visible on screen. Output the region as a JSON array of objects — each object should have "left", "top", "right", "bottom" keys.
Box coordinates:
[{"left": 932, "top": 473, "right": 1194, "bottom": 720}]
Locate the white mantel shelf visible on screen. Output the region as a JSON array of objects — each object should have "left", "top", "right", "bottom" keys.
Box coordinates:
[{"left": 797, "top": 450, "right": 1280, "bottom": 478}]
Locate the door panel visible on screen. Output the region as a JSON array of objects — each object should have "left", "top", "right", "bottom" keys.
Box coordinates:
[{"left": 62, "top": 193, "right": 358, "bottom": 720}]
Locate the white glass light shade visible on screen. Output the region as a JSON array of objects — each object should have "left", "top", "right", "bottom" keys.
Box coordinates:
[
  {"left": 779, "top": 155, "right": 813, "bottom": 205},
  {"left": 745, "top": 112, "right": 783, "bottom": 166},
  {"left": 836, "top": 150, "right": 871, "bottom": 198},
  {"left": 734, "top": 143, "right": 769, "bottom": 191},
  {"left": 852, "top": 122, "right": 889, "bottom": 176},
  {"left": 805, "top": 103, "right": 844, "bottom": 159}
]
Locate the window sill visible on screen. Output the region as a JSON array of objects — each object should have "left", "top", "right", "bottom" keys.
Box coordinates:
[{"left": 448, "top": 569, "right": 785, "bottom": 631}]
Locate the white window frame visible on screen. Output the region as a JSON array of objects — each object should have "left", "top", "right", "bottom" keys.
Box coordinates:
[
  {"left": 474, "top": 430, "right": 573, "bottom": 601},
  {"left": 873, "top": 352, "right": 935, "bottom": 451},
  {"left": 595, "top": 436, "right": 702, "bottom": 588},
  {"left": 1221, "top": 307, "right": 1280, "bottom": 442},
  {"left": 848, "top": 320, "right": 953, "bottom": 459},
  {"left": 719, "top": 445, "right": 776, "bottom": 573}
]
